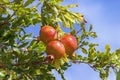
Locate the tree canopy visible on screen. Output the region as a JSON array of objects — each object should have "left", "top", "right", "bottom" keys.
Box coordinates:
[{"left": 0, "top": 0, "right": 120, "bottom": 80}]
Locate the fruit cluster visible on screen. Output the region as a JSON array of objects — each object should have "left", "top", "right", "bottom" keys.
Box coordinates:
[{"left": 39, "top": 25, "right": 77, "bottom": 60}]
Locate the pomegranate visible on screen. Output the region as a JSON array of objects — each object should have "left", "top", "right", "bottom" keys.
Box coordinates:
[
  {"left": 46, "top": 40, "right": 65, "bottom": 59},
  {"left": 40, "top": 25, "right": 57, "bottom": 44},
  {"left": 60, "top": 34, "right": 77, "bottom": 55}
]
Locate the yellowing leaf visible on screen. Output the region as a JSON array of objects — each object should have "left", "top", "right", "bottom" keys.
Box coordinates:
[
  {"left": 54, "top": 59, "right": 61, "bottom": 70},
  {"left": 35, "top": 69, "right": 41, "bottom": 75},
  {"left": 64, "top": 13, "right": 75, "bottom": 23},
  {"left": 105, "top": 44, "right": 110, "bottom": 55},
  {"left": 62, "top": 55, "right": 69, "bottom": 62},
  {"left": 105, "top": 44, "right": 110, "bottom": 51},
  {"left": 66, "top": 4, "right": 78, "bottom": 8}
]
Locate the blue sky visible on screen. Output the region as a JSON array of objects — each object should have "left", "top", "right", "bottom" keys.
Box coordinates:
[
  {"left": 26, "top": 0, "right": 120, "bottom": 80},
  {"left": 53, "top": 0, "right": 120, "bottom": 80}
]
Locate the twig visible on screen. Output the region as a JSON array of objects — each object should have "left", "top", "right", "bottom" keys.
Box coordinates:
[{"left": 76, "top": 28, "right": 82, "bottom": 35}]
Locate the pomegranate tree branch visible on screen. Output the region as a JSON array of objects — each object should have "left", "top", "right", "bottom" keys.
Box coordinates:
[{"left": 0, "top": 61, "right": 48, "bottom": 69}]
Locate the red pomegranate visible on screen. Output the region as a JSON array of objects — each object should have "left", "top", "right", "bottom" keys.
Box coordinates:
[
  {"left": 60, "top": 34, "right": 77, "bottom": 55},
  {"left": 40, "top": 25, "right": 57, "bottom": 44},
  {"left": 46, "top": 40, "right": 65, "bottom": 59}
]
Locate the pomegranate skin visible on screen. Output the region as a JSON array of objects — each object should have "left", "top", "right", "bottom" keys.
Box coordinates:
[
  {"left": 46, "top": 40, "right": 65, "bottom": 59},
  {"left": 60, "top": 34, "right": 77, "bottom": 55},
  {"left": 40, "top": 26, "right": 57, "bottom": 43}
]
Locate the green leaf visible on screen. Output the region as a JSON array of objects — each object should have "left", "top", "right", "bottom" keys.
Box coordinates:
[
  {"left": 116, "top": 48, "right": 120, "bottom": 56},
  {"left": 35, "top": 69, "right": 41, "bottom": 75},
  {"left": 89, "top": 24, "right": 93, "bottom": 31},
  {"left": 24, "top": 0, "right": 34, "bottom": 7},
  {"left": 13, "top": 47, "right": 21, "bottom": 54},
  {"left": 52, "top": 6, "right": 58, "bottom": 15},
  {"left": 18, "top": 42, "right": 29, "bottom": 48},
  {"left": 105, "top": 44, "right": 110, "bottom": 51},
  {"left": 82, "top": 41, "right": 89, "bottom": 45},
  {"left": 40, "top": 0, "right": 44, "bottom": 3},
  {"left": 0, "top": 0, "right": 9, "bottom": 3},
  {"left": 89, "top": 32, "right": 97, "bottom": 38},
  {"left": 61, "top": 15, "right": 70, "bottom": 28},
  {"left": 70, "top": 29, "right": 76, "bottom": 35},
  {"left": 75, "top": 13, "right": 86, "bottom": 23},
  {"left": 0, "top": 72, "right": 5, "bottom": 77},
  {"left": 50, "top": 0, "right": 63, "bottom": 4},
  {"left": 64, "top": 13, "right": 75, "bottom": 23},
  {"left": 22, "top": 33, "right": 32, "bottom": 40},
  {"left": 116, "top": 70, "right": 120, "bottom": 80},
  {"left": 82, "top": 48, "right": 87, "bottom": 54}
]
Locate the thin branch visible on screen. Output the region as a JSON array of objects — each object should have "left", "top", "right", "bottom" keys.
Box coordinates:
[
  {"left": 76, "top": 28, "right": 82, "bottom": 35},
  {"left": 70, "top": 60, "right": 98, "bottom": 72},
  {"left": 0, "top": 60, "right": 48, "bottom": 69}
]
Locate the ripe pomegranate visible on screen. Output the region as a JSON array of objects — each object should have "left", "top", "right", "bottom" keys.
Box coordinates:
[
  {"left": 40, "top": 25, "right": 57, "bottom": 44},
  {"left": 46, "top": 40, "right": 65, "bottom": 59},
  {"left": 60, "top": 34, "right": 77, "bottom": 55}
]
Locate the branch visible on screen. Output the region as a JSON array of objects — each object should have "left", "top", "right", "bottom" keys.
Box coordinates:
[
  {"left": 70, "top": 60, "right": 98, "bottom": 72},
  {"left": 0, "top": 60, "right": 48, "bottom": 69}
]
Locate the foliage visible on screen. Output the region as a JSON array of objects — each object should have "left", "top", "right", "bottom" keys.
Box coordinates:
[{"left": 0, "top": 0, "right": 120, "bottom": 80}]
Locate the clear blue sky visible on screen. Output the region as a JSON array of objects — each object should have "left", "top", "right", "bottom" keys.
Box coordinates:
[
  {"left": 26, "top": 0, "right": 120, "bottom": 80},
  {"left": 55, "top": 1, "right": 120, "bottom": 80}
]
